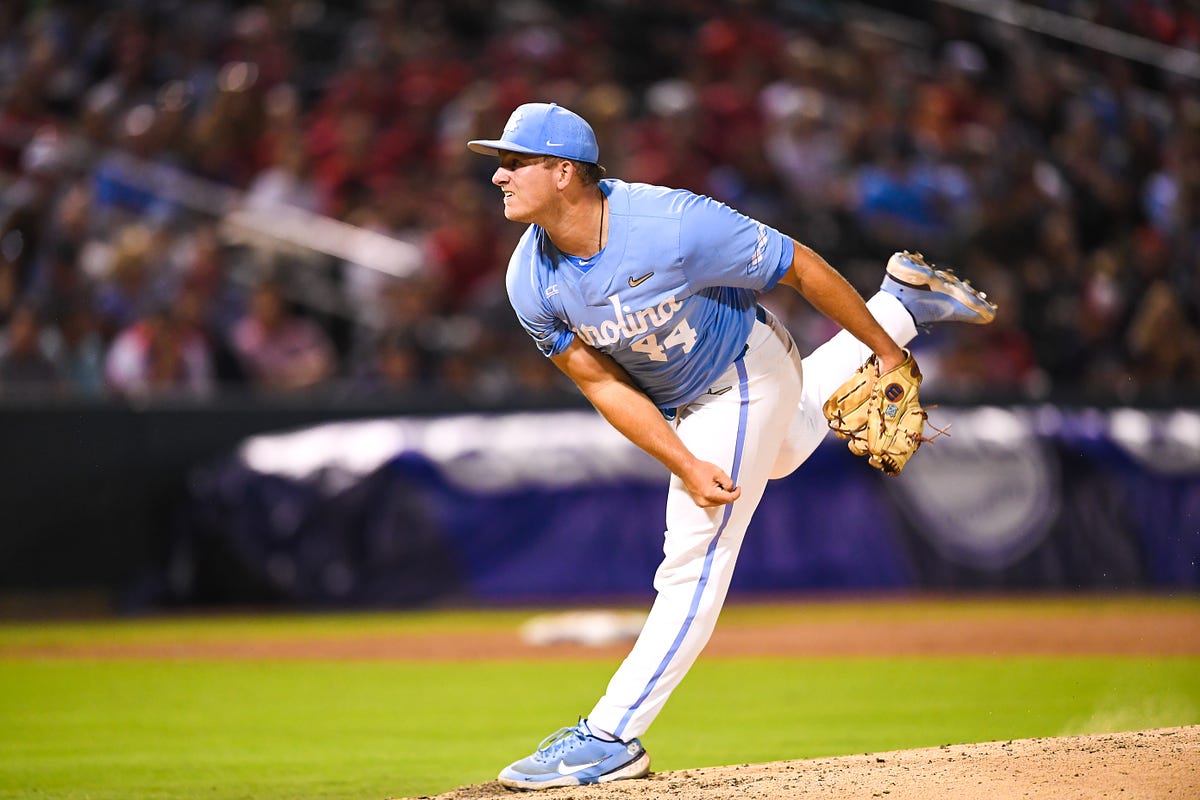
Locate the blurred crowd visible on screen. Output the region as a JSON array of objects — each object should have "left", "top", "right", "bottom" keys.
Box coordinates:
[{"left": 0, "top": 0, "right": 1198, "bottom": 405}]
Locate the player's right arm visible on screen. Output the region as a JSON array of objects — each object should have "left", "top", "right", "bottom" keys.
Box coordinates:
[
  {"left": 551, "top": 338, "right": 741, "bottom": 509},
  {"left": 776, "top": 239, "right": 907, "bottom": 372}
]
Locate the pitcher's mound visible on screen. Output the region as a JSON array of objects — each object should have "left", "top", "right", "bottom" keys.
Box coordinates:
[{"left": 407, "top": 725, "right": 1198, "bottom": 800}]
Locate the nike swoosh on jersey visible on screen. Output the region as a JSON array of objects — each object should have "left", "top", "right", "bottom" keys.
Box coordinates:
[
  {"left": 628, "top": 272, "right": 654, "bottom": 287},
  {"left": 556, "top": 758, "right": 606, "bottom": 776}
]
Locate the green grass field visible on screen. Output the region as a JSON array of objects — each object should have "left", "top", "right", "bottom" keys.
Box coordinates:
[{"left": 1, "top": 598, "right": 1198, "bottom": 799}]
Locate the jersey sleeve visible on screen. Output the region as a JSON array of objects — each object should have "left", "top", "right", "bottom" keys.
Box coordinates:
[
  {"left": 505, "top": 234, "right": 575, "bottom": 358},
  {"left": 676, "top": 192, "right": 794, "bottom": 291}
]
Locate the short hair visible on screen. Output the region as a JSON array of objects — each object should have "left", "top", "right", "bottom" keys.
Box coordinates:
[
  {"left": 573, "top": 160, "right": 608, "bottom": 186},
  {"left": 537, "top": 156, "right": 607, "bottom": 186}
]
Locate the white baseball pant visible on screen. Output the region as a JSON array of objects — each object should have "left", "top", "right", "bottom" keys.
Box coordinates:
[{"left": 587, "top": 291, "right": 917, "bottom": 740}]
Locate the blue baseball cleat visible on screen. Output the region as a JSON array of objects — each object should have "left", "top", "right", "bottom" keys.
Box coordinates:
[
  {"left": 497, "top": 718, "right": 651, "bottom": 790},
  {"left": 882, "top": 251, "right": 997, "bottom": 326}
]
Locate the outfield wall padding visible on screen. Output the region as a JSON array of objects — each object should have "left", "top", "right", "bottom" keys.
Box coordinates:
[{"left": 160, "top": 407, "right": 1200, "bottom": 607}]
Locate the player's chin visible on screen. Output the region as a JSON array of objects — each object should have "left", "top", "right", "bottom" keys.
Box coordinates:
[
  {"left": 502, "top": 204, "right": 529, "bottom": 223},
  {"left": 502, "top": 197, "right": 536, "bottom": 222}
]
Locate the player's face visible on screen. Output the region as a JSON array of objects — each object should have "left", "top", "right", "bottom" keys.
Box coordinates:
[{"left": 492, "top": 152, "right": 557, "bottom": 223}]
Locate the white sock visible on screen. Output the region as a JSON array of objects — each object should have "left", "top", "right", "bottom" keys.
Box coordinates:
[
  {"left": 868, "top": 291, "right": 919, "bottom": 345},
  {"left": 583, "top": 719, "right": 618, "bottom": 741}
]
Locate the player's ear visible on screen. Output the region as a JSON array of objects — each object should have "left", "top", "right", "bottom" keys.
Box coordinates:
[{"left": 554, "top": 159, "right": 574, "bottom": 189}]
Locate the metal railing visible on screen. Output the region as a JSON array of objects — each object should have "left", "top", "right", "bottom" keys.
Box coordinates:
[{"left": 932, "top": 0, "right": 1200, "bottom": 79}]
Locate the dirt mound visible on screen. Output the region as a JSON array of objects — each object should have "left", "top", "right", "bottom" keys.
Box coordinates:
[{"left": 404, "top": 726, "right": 1198, "bottom": 800}]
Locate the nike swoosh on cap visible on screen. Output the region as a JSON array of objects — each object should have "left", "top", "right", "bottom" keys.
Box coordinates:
[{"left": 545, "top": 140, "right": 564, "bottom": 146}]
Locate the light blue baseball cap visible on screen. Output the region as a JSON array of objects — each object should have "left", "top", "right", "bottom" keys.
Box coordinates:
[{"left": 467, "top": 102, "right": 599, "bottom": 163}]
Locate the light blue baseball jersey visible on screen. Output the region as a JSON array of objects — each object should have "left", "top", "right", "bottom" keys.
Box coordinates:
[{"left": 506, "top": 179, "right": 795, "bottom": 410}]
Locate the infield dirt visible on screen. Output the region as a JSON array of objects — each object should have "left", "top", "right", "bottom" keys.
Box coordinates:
[{"left": 404, "top": 725, "right": 1198, "bottom": 800}]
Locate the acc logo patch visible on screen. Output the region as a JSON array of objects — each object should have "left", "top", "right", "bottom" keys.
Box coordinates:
[{"left": 884, "top": 383, "right": 904, "bottom": 402}]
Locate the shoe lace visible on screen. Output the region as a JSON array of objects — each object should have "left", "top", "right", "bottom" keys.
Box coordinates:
[{"left": 534, "top": 724, "right": 588, "bottom": 760}]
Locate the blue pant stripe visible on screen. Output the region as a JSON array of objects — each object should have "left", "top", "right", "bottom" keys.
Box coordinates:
[{"left": 613, "top": 358, "right": 751, "bottom": 739}]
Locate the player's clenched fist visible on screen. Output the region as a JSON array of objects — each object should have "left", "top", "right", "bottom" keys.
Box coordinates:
[{"left": 679, "top": 460, "right": 742, "bottom": 507}]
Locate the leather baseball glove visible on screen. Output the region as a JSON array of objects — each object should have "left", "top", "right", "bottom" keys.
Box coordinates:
[{"left": 822, "top": 349, "right": 932, "bottom": 475}]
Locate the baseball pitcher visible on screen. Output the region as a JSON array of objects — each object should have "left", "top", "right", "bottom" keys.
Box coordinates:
[{"left": 467, "top": 102, "right": 996, "bottom": 789}]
